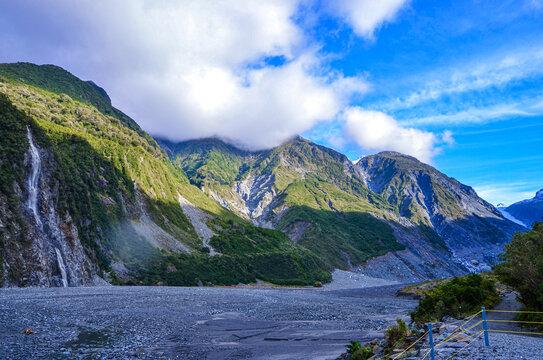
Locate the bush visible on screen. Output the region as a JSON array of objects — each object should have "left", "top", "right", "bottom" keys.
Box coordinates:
[
  {"left": 346, "top": 340, "right": 362, "bottom": 354},
  {"left": 385, "top": 318, "right": 411, "bottom": 351},
  {"left": 345, "top": 341, "right": 373, "bottom": 360},
  {"left": 410, "top": 274, "right": 499, "bottom": 323},
  {"left": 495, "top": 222, "right": 543, "bottom": 329},
  {"left": 350, "top": 347, "right": 373, "bottom": 360}
]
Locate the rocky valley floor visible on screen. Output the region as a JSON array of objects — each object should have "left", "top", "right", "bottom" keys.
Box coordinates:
[
  {"left": 1, "top": 277, "right": 415, "bottom": 360},
  {"left": 1, "top": 276, "right": 541, "bottom": 360}
]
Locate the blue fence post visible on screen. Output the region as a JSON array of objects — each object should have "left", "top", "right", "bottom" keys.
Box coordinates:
[
  {"left": 481, "top": 307, "right": 490, "bottom": 346},
  {"left": 428, "top": 323, "right": 435, "bottom": 360}
]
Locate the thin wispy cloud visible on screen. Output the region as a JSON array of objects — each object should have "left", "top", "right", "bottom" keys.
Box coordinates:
[
  {"left": 458, "top": 122, "right": 543, "bottom": 136},
  {"left": 387, "top": 47, "right": 543, "bottom": 112},
  {"left": 403, "top": 102, "right": 536, "bottom": 126},
  {"left": 474, "top": 182, "right": 540, "bottom": 205}
]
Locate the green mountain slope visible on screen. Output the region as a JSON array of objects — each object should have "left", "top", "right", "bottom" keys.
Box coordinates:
[
  {"left": 161, "top": 138, "right": 522, "bottom": 280},
  {"left": 0, "top": 63, "right": 329, "bottom": 287},
  {"left": 159, "top": 136, "right": 406, "bottom": 269}
]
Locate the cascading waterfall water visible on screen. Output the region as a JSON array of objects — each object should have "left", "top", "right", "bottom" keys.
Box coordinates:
[
  {"left": 55, "top": 247, "right": 69, "bottom": 287},
  {"left": 26, "top": 127, "right": 42, "bottom": 227},
  {"left": 26, "top": 127, "right": 69, "bottom": 287}
]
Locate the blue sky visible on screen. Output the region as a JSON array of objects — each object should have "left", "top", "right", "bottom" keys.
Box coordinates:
[
  {"left": 0, "top": 0, "right": 541, "bottom": 205},
  {"left": 302, "top": 0, "right": 543, "bottom": 205}
]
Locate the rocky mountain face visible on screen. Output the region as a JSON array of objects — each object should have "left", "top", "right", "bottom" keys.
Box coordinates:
[
  {"left": 501, "top": 189, "right": 543, "bottom": 228},
  {"left": 354, "top": 152, "right": 522, "bottom": 279},
  {"left": 159, "top": 139, "right": 523, "bottom": 282},
  {"left": 0, "top": 63, "right": 329, "bottom": 287}
]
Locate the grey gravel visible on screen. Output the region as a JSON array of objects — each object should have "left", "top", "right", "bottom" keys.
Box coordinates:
[{"left": 0, "top": 284, "right": 416, "bottom": 359}]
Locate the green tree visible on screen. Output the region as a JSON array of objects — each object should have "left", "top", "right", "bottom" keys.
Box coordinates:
[{"left": 496, "top": 222, "right": 543, "bottom": 310}]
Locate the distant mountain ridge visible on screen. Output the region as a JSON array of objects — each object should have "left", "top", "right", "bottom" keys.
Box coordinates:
[
  {"left": 501, "top": 189, "right": 543, "bottom": 228},
  {"left": 158, "top": 137, "right": 523, "bottom": 281}
]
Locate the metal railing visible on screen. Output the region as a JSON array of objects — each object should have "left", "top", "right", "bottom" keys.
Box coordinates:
[{"left": 391, "top": 307, "right": 543, "bottom": 359}]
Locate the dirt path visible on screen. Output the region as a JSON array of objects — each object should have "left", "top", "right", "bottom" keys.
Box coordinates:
[{"left": 485, "top": 291, "right": 524, "bottom": 333}]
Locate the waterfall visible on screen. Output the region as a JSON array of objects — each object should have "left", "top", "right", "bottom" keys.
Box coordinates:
[
  {"left": 26, "top": 127, "right": 42, "bottom": 227},
  {"left": 26, "top": 127, "right": 69, "bottom": 287},
  {"left": 55, "top": 247, "right": 68, "bottom": 287}
]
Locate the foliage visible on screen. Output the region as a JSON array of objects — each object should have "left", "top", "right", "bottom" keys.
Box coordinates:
[
  {"left": 0, "top": 92, "right": 32, "bottom": 278},
  {"left": 349, "top": 347, "right": 373, "bottom": 360},
  {"left": 385, "top": 318, "right": 412, "bottom": 351},
  {"left": 346, "top": 340, "right": 361, "bottom": 353},
  {"left": 137, "top": 250, "right": 331, "bottom": 287},
  {"left": 495, "top": 222, "right": 543, "bottom": 329},
  {"left": 0, "top": 92, "right": 29, "bottom": 197},
  {"left": 410, "top": 274, "right": 499, "bottom": 323}
]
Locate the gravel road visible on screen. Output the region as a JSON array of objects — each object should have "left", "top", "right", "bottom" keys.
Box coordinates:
[{"left": 0, "top": 283, "right": 416, "bottom": 360}]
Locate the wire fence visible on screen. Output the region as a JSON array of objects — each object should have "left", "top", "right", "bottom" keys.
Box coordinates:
[{"left": 390, "top": 307, "right": 543, "bottom": 359}]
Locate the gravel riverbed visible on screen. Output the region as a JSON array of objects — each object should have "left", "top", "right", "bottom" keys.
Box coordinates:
[
  {"left": 1, "top": 281, "right": 416, "bottom": 360},
  {"left": 3, "top": 275, "right": 540, "bottom": 359}
]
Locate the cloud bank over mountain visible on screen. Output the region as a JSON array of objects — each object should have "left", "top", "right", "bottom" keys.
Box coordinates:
[{"left": 0, "top": 0, "right": 438, "bottom": 157}]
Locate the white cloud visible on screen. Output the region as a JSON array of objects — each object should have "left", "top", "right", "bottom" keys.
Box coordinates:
[
  {"left": 327, "top": 0, "right": 409, "bottom": 39},
  {"left": 342, "top": 108, "right": 442, "bottom": 163},
  {"left": 403, "top": 98, "right": 543, "bottom": 126},
  {"left": 405, "top": 103, "right": 534, "bottom": 126},
  {"left": 0, "top": 0, "right": 377, "bottom": 150},
  {"left": 474, "top": 183, "right": 540, "bottom": 206},
  {"left": 388, "top": 48, "right": 543, "bottom": 111},
  {"left": 441, "top": 130, "right": 455, "bottom": 146}
]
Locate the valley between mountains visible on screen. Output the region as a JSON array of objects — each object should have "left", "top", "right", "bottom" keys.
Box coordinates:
[{"left": 0, "top": 63, "right": 524, "bottom": 288}]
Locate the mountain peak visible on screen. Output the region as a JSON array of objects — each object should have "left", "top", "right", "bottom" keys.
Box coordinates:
[
  {"left": 536, "top": 189, "right": 543, "bottom": 199},
  {"left": 375, "top": 151, "right": 421, "bottom": 162}
]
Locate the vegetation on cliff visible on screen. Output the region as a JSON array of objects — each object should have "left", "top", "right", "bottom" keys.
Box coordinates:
[{"left": 0, "top": 63, "right": 330, "bottom": 286}]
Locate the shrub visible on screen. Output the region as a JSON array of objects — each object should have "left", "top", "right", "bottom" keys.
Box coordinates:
[
  {"left": 350, "top": 347, "right": 373, "bottom": 360},
  {"left": 410, "top": 274, "right": 499, "bottom": 323},
  {"left": 345, "top": 341, "right": 373, "bottom": 360},
  {"left": 385, "top": 318, "right": 411, "bottom": 350},
  {"left": 346, "top": 340, "right": 362, "bottom": 354}
]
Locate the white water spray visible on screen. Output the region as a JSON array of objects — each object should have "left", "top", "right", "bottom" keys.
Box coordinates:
[
  {"left": 26, "top": 127, "right": 42, "bottom": 227},
  {"left": 55, "top": 247, "right": 68, "bottom": 287}
]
